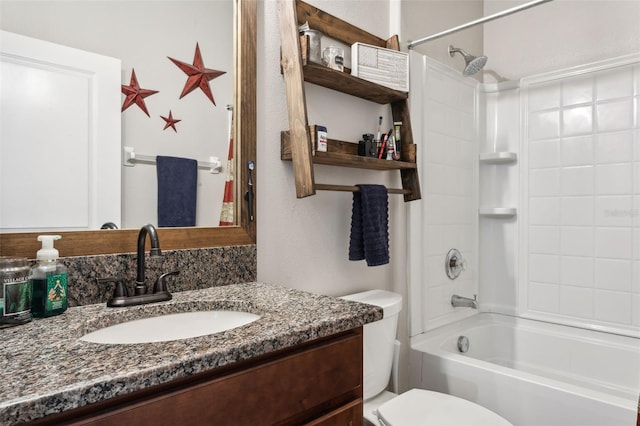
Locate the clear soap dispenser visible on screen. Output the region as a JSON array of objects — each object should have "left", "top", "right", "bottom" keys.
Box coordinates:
[{"left": 31, "top": 235, "right": 68, "bottom": 317}]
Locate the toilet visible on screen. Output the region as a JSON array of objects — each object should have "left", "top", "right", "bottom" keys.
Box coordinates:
[{"left": 342, "top": 290, "right": 512, "bottom": 426}]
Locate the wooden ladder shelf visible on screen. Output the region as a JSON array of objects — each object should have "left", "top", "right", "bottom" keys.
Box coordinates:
[{"left": 278, "top": 0, "right": 421, "bottom": 202}]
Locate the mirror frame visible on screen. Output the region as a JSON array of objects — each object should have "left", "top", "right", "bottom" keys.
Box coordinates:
[{"left": 0, "top": 0, "right": 256, "bottom": 258}]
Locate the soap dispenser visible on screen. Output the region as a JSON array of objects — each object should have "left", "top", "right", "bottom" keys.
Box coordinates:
[{"left": 31, "top": 235, "right": 68, "bottom": 317}]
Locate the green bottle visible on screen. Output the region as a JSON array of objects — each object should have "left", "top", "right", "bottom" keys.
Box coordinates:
[{"left": 31, "top": 235, "right": 68, "bottom": 318}]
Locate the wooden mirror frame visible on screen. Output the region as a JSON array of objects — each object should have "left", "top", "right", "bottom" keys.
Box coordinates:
[{"left": 0, "top": 0, "right": 256, "bottom": 258}]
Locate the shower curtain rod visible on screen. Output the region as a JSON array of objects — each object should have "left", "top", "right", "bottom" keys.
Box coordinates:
[{"left": 407, "top": 0, "right": 553, "bottom": 49}]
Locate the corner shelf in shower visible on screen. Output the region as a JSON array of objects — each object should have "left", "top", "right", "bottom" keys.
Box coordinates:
[
  {"left": 479, "top": 152, "right": 517, "bottom": 164},
  {"left": 479, "top": 207, "right": 517, "bottom": 218}
]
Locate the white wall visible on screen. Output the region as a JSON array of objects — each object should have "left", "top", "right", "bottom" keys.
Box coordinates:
[{"left": 484, "top": 0, "right": 640, "bottom": 83}]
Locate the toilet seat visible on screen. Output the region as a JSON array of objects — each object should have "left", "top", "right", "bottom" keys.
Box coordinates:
[{"left": 376, "top": 389, "right": 513, "bottom": 426}]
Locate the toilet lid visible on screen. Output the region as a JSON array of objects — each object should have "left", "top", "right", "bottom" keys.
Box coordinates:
[{"left": 376, "top": 389, "right": 513, "bottom": 426}]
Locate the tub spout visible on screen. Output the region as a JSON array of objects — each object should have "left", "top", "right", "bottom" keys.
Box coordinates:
[{"left": 451, "top": 294, "right": 477, "bottom": 309}]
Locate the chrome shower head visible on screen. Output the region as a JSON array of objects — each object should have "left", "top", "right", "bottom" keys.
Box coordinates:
[{"left": 448, "top": 45, "right": 487, "bottom": 76}]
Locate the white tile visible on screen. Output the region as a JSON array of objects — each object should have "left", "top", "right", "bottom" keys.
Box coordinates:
[
  {"left": 595, "top": 132, "right": 633, "bottom": 164},
  {"left": 561, "top": 227, "right": 594, "bottom": 257},
  {"left": 529, "top": 226, "right": 561, "bottom": 254},
  {"left": 595, "top": 163, "right": 633, "bottom": 195},
  {"left": 427, "top": 285, "right": 450, "bottom": 319},
  {"left": 459, "top": 85, "right": 475, "bottom": 114},
  {"left": 529, "top": 254, "right": 560, "bottom": 283},
  {"left": 595, "top": 196, "right": 633, "bottom": 227},
  {"left": 530, "top": 168, "right": 560, "bottom": 197},
  {"left": 595, "top": 227, "right": 633, "bottom": 259},
  {"left": 529, "top": 140, "right": 559, "bottom": 168},
  {"left": 528, "top": 282, "right": 559, "bottom": 313},
  {"left": 560, "top": 256, "right": 594, "bottom": 287},
  {"left": 559, "top": 286, "right": 593, "bottom": 319},
  {"left": 633, "top": 261, "right": 640, "bottom": 292},
  {"left": 528, "top": 83, "right": 560, "bottom": 111},
  {"left": 427, "top": 100, "right": 448, "bottom": 134},
  {"left": 595, "top": 258, "right": 632, "bottom": 292},
  {"left": 426, "top": 255, "right": 448, "bottom": 288},
  {"left": 634, "top": 228, "right": 640, "bottom": 260},
  {"left": 594, "top": 290, "right": 632, "bottom": 324},
  {"left": 560, "top": 135, "right": 593, "bottom": 167},
  {"left": 597, "top": 99, "right": 634, "bottom": 132},
  {"left": 632, "top": 294, "right": 640, "bottom": 326},
  {"left": 596, "top": 67, "right": 633, "bottom": 101},
  {"left": 561, "top": 197, "right": 594, "bottom": 226},
  {"left": 529, "top": 110, "right": 560, "bottom": 140},
  {"left": 561, "top": 166, "right": 594, "bottom": 196},
  {"left": 562, "top": 106, "right": 593, "bottom": 136},
  {"left": 562, "top": 76, "right": 594, "bottom": 106},
  {"left": 529, "top": 197, "right": 560, "bottom": 225}
]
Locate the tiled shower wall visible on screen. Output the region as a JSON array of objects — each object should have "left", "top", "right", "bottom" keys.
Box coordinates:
[
  {"left": 408, "top": 53, "right": 478, "bottom": 335},
  {"left": 521, "top": 57, "right": 640, "bottom": 335}
]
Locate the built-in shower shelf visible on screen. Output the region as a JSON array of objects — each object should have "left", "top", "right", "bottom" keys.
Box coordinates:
[
  {"left": 479, "top": 207, "right": 517, "bottom": 218},
  {"left": 479, "top": 152, "right": 517, "bottom": 164}
]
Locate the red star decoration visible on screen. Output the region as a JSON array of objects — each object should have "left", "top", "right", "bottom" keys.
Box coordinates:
[
  {"left": 168, "top": 43, "right": 226, "bottom": 105},
  {"left": 121, "top": 69, "right": 159, "bottom": 117},
  {"left": 160, "top": 110, "right": 181, "bottom": 132}
]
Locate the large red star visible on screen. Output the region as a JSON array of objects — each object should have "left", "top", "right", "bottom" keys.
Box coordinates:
[
  {"left": 168, "top": 43, "right": 226, "bottom": 105},
  {"left": 160, "top": 110, "right": 181, "bottom": 132},
  {"left": 121, "top": 69, "right": 159, "bottom": 116}
]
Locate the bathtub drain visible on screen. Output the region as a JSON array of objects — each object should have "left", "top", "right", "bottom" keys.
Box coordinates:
[{"left": 457, "top": 335, "right": 469, "bottom": 353}]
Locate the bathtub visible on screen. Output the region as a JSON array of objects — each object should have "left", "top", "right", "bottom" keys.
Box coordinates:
[{"left": 409, "top": 313, "right": 639, "bottom": 426}]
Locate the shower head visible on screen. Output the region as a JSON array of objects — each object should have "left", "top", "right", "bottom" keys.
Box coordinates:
[{"left": 448, "top": 45, "right": 488, "bottom": 76}]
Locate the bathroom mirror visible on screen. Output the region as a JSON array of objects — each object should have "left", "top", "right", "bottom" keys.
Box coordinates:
[{"left": 0, "top": 0, "right": 256, "bottom": 257}]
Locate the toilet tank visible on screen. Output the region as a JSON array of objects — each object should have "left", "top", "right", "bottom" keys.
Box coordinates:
[{"left": 341, "top": 290, "right": 402, "bottom": 400}]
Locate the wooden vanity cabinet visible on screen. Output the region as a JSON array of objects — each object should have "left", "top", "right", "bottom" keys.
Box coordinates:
[{"left": 33, "top": 328, "right": 363, "bottom": 426}]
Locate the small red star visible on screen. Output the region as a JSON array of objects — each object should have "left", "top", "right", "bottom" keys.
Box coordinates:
[
  {"left": 160, "top": 110, "right": 181, "bottom": 132},
  {"left": 121, "top": 69, "right": 159, "bottom": 117},
  {"left": 168, "top": 43, "right": 226, "bottom": 105}
]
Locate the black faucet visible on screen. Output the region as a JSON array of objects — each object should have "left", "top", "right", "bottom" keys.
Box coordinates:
[
  {"left": 135, "top": 223, "right": 162, "bottom": 295},
  {"left": 100, "top": 224, "right": 179, "bottom": 307}
]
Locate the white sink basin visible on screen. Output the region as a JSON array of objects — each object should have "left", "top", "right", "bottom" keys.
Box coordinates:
[{"left": 81, "top": 311, "right": 260, "bottom": 344}]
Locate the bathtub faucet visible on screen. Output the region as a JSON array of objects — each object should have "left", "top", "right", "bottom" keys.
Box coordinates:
[{"left": 451, "top": 294, "right": 478, "bottom": 309}]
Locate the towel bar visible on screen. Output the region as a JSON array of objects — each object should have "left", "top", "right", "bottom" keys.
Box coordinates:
[
  {"left": 315, "top": 183, "right": 411, "bottom": 195},
  {"left": 123, "top": 146, "right": 222, "bottom": 173}
]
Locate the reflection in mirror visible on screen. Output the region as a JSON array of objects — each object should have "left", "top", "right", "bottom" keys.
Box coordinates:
[
  {"left": 0, "top": 0, "right": 256, "bottom": 257},
  {"left": 1, "top": 0, "right": 233, "bottom": 230}
]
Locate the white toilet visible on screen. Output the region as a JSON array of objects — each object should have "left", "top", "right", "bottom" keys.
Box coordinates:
[{"left": 342, "top": 290, "right": 512, "bottom": 426}]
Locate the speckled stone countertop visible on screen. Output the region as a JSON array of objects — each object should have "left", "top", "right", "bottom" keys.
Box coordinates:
[{"left": 0, "top": 282, "right": 382, "bottom": 424}]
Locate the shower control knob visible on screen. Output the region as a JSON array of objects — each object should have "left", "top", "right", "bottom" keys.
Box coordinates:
[{"left": 445, "top": 248, "right": 466, "bottom": 280}]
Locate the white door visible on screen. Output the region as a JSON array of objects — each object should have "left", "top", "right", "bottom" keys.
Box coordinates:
[{"left": 0, "top": 30, "right": 121, "bottom": 231}]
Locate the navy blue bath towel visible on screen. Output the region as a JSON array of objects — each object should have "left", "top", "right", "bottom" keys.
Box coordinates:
[
  {"left": 349, "top": 184, "right": 389, "bottom": 266},
  {"left": 156, "top": 156, "right": 198, "bottom": 227}
]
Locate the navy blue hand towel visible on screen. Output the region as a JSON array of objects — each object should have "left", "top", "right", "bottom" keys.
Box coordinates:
[
  {"left": 156, "top": 156, "right": 198, "bottom": 227},
  {"left": 349, "top": 184, "right": 389, "bottom": 266}
]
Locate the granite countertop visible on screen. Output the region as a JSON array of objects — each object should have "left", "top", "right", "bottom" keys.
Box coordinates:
[{"left": 0, "top": 282, "right": 382, "bottom": 424}]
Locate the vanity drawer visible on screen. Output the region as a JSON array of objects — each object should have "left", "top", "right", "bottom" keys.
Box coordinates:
[{"left": 54, "top": 328, "right": 363, "bottom": 425}]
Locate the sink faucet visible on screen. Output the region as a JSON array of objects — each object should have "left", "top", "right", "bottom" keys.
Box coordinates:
[
  {"left": 99, "top": 224, "right": 179, "bottom": 307},
  {"left": 451, "top": 294, "right": 478, "bottom": 309},
  {"left": 135, "top": 223, "right": 162, "bottom": 295}
]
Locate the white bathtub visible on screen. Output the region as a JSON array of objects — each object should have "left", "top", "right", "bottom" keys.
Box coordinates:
[{"left": 409, "top": 313, "right": 640, "bottom": 426}]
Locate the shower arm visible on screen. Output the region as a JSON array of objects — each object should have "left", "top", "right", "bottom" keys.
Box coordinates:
[{"left": 407, "top": 0, "right": 553, "bottom": 49}]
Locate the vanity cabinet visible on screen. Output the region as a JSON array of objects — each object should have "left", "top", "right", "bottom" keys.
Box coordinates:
[
  {"left": 278, "top": 0, "right": 421, "bottom": 202},
  {"left": 33, "top": 328, "right": 363, "bottom": 426}
]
